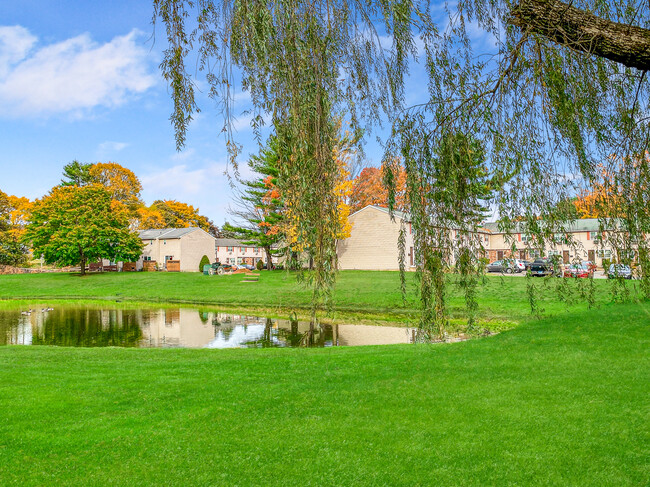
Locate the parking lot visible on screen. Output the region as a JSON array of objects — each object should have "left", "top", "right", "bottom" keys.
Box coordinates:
[{"left": 490, "top": 270, "right": 609, "bottom": 279}]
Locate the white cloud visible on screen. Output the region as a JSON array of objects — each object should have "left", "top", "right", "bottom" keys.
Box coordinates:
[
  {"left": 0, "top": 27, "right": 156, "bottom": 117},
  {"left": 98, "top": 141, "right": 129, "bottom": 152},
  {"left": 0, "top": 26, "right": 36, "bottom": 77},
  {"left": 170, "top": 148, "right": 196, "bottom": 162},
  {"left": 141, "top": 162, "right": 229, "bottom": 197}
]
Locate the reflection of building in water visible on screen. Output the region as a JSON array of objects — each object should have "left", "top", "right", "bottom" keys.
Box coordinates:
[
  {"left": 140, "top": 309, "right": 217, "bottom": 347},
  {"left": 0, "top": 307, "right": 415, "bottom": 348},
  {"left": 334, "top": 324, "right": 413, "bottom": 346}
]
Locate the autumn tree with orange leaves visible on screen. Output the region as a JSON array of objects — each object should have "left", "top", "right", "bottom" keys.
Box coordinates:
[
  {"left": 59, "top": 160, "right": 217, "bottom": 234},
  {"left": 349, "top": 160, "right": 407, "bottom": 213}
]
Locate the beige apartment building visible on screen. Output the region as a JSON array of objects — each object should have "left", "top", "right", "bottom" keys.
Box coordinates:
[
  {"left": 483, "top": 219, "right": 614, "bottom": 266},
  {"left": 138, "top": 227, "right": 216, "bottom": 272},
  {"left": 215, "top": 238, "right": 277, "bottom": 267},
  {"left": 337, "top": 206, "right": 625, "bottom": 270}
]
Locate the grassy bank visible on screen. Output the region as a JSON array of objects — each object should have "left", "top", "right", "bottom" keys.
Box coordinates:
[
  {"left": 0, "top": 270, "right": 643, "bottom": 323},
  {"left": 0, "top": 302, "right": 648, "bottom": 485}
]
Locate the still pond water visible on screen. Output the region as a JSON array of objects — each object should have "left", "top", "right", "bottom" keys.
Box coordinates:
[{"left": 0, "top": 306, "right": 415, "bottom": 348}]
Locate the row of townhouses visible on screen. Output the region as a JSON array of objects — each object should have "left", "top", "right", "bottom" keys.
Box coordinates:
[{"left": 127, "top": 205, "right": 632, "bottom": 272}]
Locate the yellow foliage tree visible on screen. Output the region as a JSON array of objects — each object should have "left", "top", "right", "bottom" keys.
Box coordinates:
[
  {"left": 6, "top": 195, "right": 32, "bottom": 240},
  {"left": 89, "top": 162, "right": 143, "bottom": 208},
  {"left": 151, "top": 199, "right": 212, "bottom": 232}
]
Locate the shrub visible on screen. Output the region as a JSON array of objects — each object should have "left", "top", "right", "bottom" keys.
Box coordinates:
[
  {"left": 199, "top": 255, "right": 211, "bottom": 272},
  {"left": 602, "top": 258, "right": 611, "bottom": 271},
  {"left": 256, "top": 259, "right": 264, "bottom": 271}
]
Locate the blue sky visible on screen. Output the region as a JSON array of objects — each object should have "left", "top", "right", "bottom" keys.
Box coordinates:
[
  {"left": 0, "top": 2, "right": 495, "bottom": 225},
  {"left": 0, "top": 1, "right": 270, "bottom": 225}
]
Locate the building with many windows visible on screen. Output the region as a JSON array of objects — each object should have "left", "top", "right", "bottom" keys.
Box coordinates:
[
  {"left": 215, "top": 238, "right": 277, "bottom": 267},
  {"left": 337, "top": 206, "right": 629, "bottom": 270}
]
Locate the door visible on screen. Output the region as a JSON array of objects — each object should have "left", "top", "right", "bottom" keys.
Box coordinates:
[
  {"left": 563, "top": 250, "right": 570, "bottom": 264},
  {"left": 588, "top": 249, "right": 595, "bottom": 262},
  {"left": 497, "top": 250, "right": 504, "bottom": 260}
]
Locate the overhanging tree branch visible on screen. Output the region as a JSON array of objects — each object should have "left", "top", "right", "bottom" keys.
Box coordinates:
[{"left": 510, "top": 0, "right": 650, "bottom": 70}]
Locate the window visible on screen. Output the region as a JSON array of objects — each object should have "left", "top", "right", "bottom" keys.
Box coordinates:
[
  {"left": 596, "top": 250, "right": 612, "bottom": 259},
  {"left": 589, "top": 231, "right": 600, "bottom": 241},
  {"left": 240, "top": 246, "right": 245, "bottom": 252},
  {"left": 548, "top": 250, "right": 560, "bottom": 257},
  {"left": 227, "top": 246, "right": 233, "bottom": 252},
  {"left": 521, "top": 234, "right": 531, "bottom": 243},
  {"left": 143, "top": 256, "right": 152, "bottom": 261},
  {"left": 163, "top": 240, "right": 167, "bottom": 245}
]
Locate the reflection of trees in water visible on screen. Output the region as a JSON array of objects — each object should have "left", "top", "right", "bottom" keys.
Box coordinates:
[
  {"left": 236, "top": 315, "right": 334, "bottom": 348},
  {"left": 31, "top": 308, "right": 143, "bottom": 347},
  {"left": 0, "top": 311, "right": 29, "bottom": 345}
]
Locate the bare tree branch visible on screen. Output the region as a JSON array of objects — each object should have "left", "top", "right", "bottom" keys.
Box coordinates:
[{"left": 510, "top": 0, "right": 650, "bottom": 70}]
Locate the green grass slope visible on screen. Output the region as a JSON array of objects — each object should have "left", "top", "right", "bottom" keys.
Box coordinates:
[{"left": 0, "top": 302, "right": 648, "bottom": 486}]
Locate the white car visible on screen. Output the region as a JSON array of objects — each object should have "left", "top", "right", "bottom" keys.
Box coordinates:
[{"left": 512, "top": 259, "right": 526, "bottom": 273}]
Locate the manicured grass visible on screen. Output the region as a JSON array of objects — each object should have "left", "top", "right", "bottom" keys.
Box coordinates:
[
  {"left": 0, "top": 302, "right": 648, "bottom": 485},
  {"left": 0, "top": 270, "right": 642, "bottom": 323}
]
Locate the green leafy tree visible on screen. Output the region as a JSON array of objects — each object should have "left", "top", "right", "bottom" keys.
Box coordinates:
[
  {"left": 228, "top": 140, "right": 284, "bottom": 270},
  {"left": 61, "top": 160, "right": 93, "bottom": 187},
  {"left": 25, "top": 185, "right": 143, "bottom": 276}
]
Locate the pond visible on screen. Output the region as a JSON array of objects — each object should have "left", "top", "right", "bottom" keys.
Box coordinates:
[{"left": 0, "top": 306, "right": 417, "bottom": 348}]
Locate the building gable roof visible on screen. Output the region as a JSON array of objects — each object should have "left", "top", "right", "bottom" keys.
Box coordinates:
[
  {"left": 482, "top": 219, "right": 606, "bottom": 234},
  {"left": 139, "top": 227, "right": 205, "bottom": 240}
]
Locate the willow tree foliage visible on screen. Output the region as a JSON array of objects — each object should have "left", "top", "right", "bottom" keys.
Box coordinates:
[{"left": 154, "top": 0, "right": 650, "bottom": 334}]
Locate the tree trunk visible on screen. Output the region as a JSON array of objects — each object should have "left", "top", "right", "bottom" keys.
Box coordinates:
[
  {"left": 265, "top": 246, "right": 273, "bottom": 270},
  {"left": 80, "top": 253, "right": 86, "bottom": 276},
  {"left": 510, "top": 0, "right": 650, "bottom": 71}
]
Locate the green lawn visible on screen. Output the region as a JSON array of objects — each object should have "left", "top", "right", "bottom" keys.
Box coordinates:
[
  {"left": 0, "top": 270, "right": 641, "bottom": 323},
  {"left": 0, "top": 302, "right": 648, "bottom": 485},
  {"left": 0, "top": 271, "right": 648, "bottom": 485}
]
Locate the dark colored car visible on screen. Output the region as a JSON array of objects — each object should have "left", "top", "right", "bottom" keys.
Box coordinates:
[
  {"left": 487, "top": 260, "right": 517, "bottom": 274},
  {"left": 529, "top": 258, "right": 560, "bottom": 277}
]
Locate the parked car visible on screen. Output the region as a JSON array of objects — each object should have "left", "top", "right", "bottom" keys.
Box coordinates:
[
  {"left": 486, "top": 259, "right": 521, "bottom": 274},
  {"left": 562, "top": 263, "right": 593, "bottom": 278},
  {"left": 607, "top": 264, "right": 633, "bottom": 279},
  {"left": 528, "top": 258, "right": 560, "bottom": 277},
  {"left": 513, "top": 259, "right": 527, "bottom": 273},
  {"left": 520, "top": 260, "right": 534, "bottom": 271},
  {"left": 581, "top": 260, "right": 597, "bottom": 272}
]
